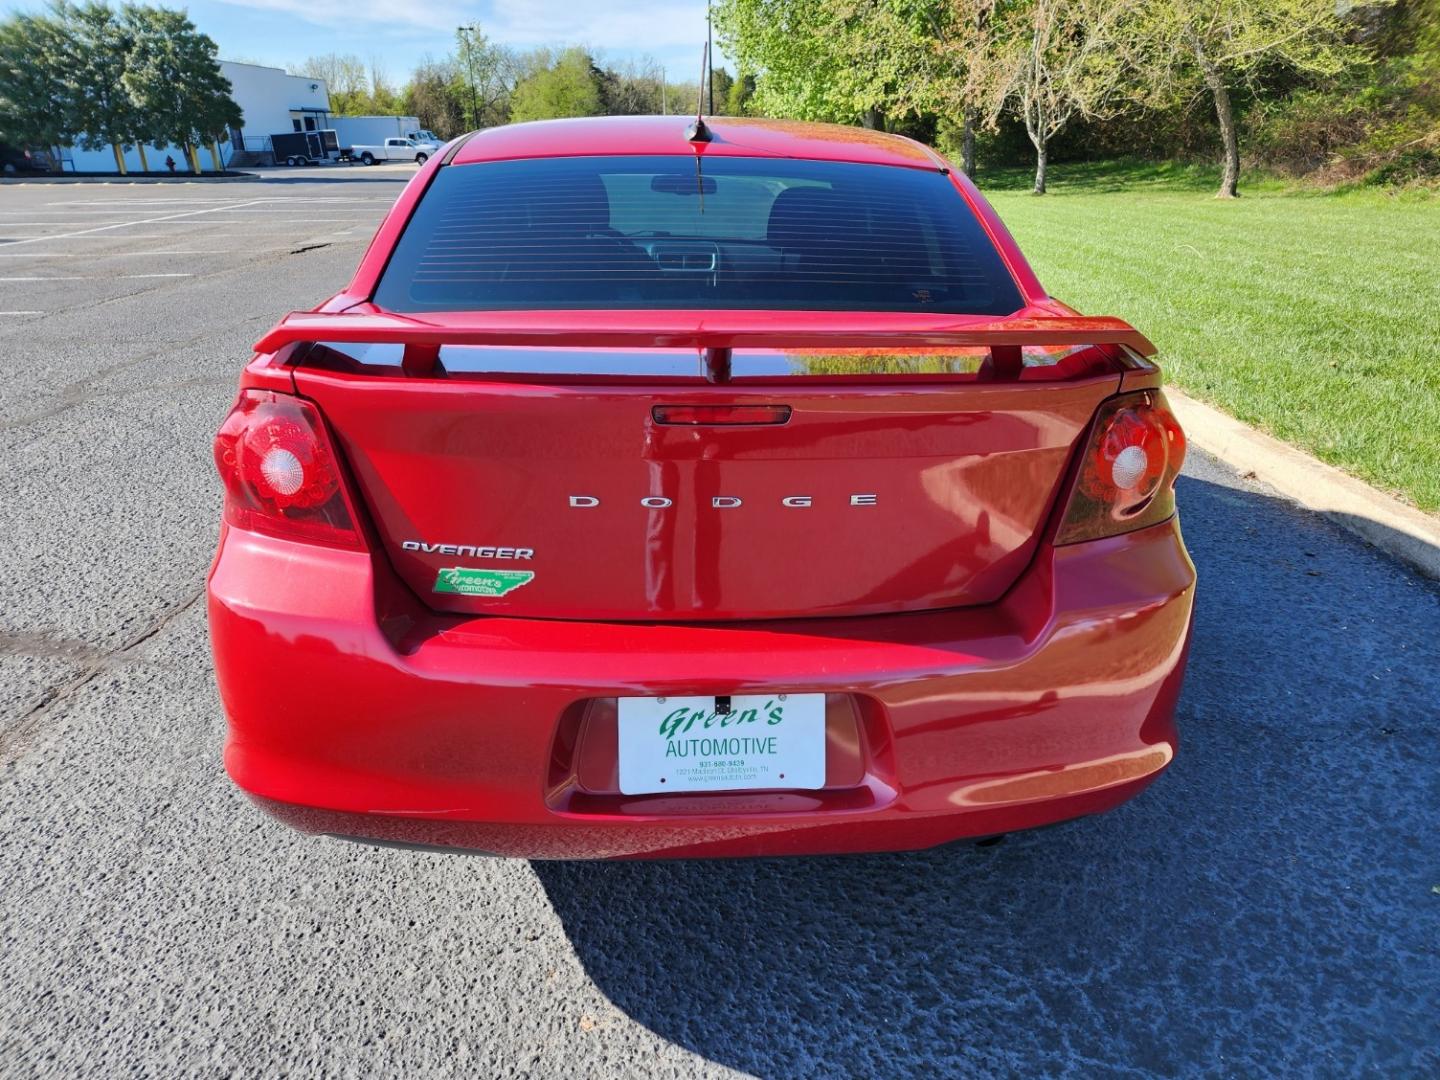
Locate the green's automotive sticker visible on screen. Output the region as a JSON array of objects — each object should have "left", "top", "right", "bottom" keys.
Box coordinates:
[{"left": 433, "top": 567, "right": 535, "bottom": 597}]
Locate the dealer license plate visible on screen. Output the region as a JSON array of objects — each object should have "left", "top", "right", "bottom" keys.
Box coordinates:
[{"left": 617, "top": 693, "right": 826, "bottom": 795}]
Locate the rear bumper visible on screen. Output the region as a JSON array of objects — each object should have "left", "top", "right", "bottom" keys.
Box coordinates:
[{"left": 208, "top": 519, "right": 1195, "bottom": 859}]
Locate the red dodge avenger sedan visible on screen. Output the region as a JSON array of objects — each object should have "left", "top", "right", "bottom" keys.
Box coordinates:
[{"left": 208, "top": 116, "right": 1195, "bottom": 859}]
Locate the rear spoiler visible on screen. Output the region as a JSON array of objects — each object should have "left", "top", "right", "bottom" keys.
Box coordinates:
[{"left": 254, "top": 311, "right": 1155, "bottom": 381}]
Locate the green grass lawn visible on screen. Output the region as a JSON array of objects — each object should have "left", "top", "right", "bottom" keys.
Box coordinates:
[{"left": 982, "top": 161, "right": 1440, "bottom": 512}]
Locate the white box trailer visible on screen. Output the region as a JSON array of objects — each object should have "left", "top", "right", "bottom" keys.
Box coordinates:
[{"left": 331, "top": 116, "right": 439, "bottom": 149}]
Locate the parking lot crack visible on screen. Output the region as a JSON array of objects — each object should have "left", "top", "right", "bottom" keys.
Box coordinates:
[{"left": 0, "top": 586, "right": 205, "bottom": 767}]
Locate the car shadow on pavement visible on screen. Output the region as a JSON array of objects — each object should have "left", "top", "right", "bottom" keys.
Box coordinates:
[{"left": 532, "top": 470, "right": 1440, "bottom": 1078}]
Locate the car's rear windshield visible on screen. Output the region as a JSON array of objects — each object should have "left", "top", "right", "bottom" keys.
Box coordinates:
[{"left": 373, "top": 155, "right": 1023, "bottom": 315}]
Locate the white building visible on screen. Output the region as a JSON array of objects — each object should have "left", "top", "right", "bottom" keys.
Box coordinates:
[
  {"left": 57, "top": 60, "right": 332, "bottom": 173},
  {"left": 223, "top": 60, "right": 334, "bottom": 150}
]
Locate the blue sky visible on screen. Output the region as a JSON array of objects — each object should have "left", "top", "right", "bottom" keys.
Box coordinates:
[{"left": 1, "top": 1, "right": 730, "bottom": 83}]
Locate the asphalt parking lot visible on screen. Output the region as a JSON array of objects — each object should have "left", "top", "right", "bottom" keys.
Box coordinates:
[{"left": 1, "top": 171, "right": 1437, "bottom": 1078}]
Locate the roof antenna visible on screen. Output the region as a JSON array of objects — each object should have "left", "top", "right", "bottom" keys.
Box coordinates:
[{"left": 686, "top": 40, "right": 712, "bottom": 143}]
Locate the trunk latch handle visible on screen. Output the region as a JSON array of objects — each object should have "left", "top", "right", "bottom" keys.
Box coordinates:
[{"left": 652, "top": 404, "right": 791, "bottom": 426}]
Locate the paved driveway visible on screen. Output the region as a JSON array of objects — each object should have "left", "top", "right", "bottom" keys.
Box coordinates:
[{"left": 1, "top": 174, "right": 1436, "bottom": 1078}]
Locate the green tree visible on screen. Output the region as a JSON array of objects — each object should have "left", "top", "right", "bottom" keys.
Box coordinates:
[
  {"left": 404, "top": 56, "right": 467, "bottom": 138},
  {"left": 706, "top": 65, "right": 734, "bottom": 113},
  {"left": 508, "top": 47, "right": 604, "bottom": 121},
  {"left": 717, "top": 0, "right": 953, "bottom": 130},
  {"left": 724, "top": 71, "right": 756, "bottom": 116},
  {"left": 123, "top": 6, "right": 239, "bottom": 173},
  {"left": 1349, "top": 0, "right": 1440, "bottom": 181},
  {"left": 0, "top": 11, "right": 69, "bottom": 160},
  {"left": 455, "top": 26, "right": 518, "bottom": 129},
  {"left": 54, "top": 1, "right": 140, "bottom": 173},
  {"left": 1128, "top": 0, "right": 1364, "bottom": 196},
  {"left": 661, "top": 77, "right": 702, "bottom": 114},
  {"left": 926, "top": 0, "right": 1000, "bottom": 176},
  {"left": 367, "top": 57, "right": 404, "bottom": 114},
  {"left": 119, "top": 3, "right": 173, "bottom": 170},
  {"left": 716, "top": 0, "right": 885, "bottom": 123}
]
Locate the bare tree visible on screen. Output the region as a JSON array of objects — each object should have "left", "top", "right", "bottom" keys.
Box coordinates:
[
  {"left": 293, "top": 53, "right": 367, "bottom": 113},
  {"left": 600, "top": 56, "right": 667, "bottom": 115},
  {"left": 368, "top": 55, "right": 400, "bottom": 112},
  {"left": 986, "top": 0, "right": 1129, "bottom": 194}
]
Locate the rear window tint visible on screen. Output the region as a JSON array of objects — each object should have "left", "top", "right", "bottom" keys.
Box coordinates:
[{"left": 374, "top": 155, "right": 1023, "bottom": 315}]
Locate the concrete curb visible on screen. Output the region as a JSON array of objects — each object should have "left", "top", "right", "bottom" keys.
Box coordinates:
[
  {"left": 0, "top": 173, "right": 257, "bottom": 185},
  {"left": 1167, "top": 389, "right": 1440, "bottom": 581}
]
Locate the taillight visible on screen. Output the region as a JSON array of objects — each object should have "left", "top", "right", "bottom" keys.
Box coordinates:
[
  {"left": 213, "top": 389, "right": 365, "bottom": 549},
  {"left": 1055, "top": 390, "right": 1186, "bottom": 545}
]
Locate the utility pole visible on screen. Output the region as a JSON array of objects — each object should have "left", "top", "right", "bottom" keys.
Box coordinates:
[{"left": 458, "top": 25, "right": 481, "bottom": 131}]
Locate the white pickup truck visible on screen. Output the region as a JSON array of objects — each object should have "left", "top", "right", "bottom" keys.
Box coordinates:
[{"left": 351, "top": 137, "right": 441, "bottom": 166}]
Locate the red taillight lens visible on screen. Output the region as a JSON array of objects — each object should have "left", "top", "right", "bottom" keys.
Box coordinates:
[
  {"left": 213, "top": 389, "right": 365, "bottom": 549},
  {"left": 1056, "top": 390, "right": 1186, "bottom": 545}
]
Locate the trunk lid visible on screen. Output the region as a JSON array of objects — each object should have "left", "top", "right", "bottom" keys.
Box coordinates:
[{"left": 279, "top": 313, "right": 1141, "bottom": 621}]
